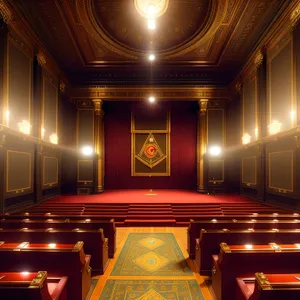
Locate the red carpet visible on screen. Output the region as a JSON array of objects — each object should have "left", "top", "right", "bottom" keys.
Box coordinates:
[{"left": 49, "top": 190, "right": 253, "bottom": 204}]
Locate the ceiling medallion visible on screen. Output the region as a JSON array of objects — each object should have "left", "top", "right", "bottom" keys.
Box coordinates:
[{"left": 134, "top": 0, "right": 169, "bottom": 19}]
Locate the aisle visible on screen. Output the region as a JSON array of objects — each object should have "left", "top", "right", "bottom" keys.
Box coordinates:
[{"left": 90, "top": 227, "right": 212, "bottom": 299}]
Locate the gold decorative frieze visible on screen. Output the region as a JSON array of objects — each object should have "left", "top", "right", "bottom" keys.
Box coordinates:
[
  {"left": 291, "top": 3, "right": 300, "bottom": 27},
  {"left": 0, "top": 1, "right": 12, "bottom": 24},
  {"left": 92, "top": 99, "right": 104, "bottom": 116},
  {"left": 71, "top": 87, "right": 228, "bottom": 101},
  {"left": 37, "top": 52, "right": 46, "bottom": 66},
  {"left": 254, "top": 50, "right": 264, "bottom": 68}
]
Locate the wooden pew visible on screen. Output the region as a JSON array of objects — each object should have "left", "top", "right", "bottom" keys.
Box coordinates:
[
  {"left": 0, "top": 271, "right": 68, "bottom": 300},
  {"left": 0, "top": 241, "right": 90, "bottom": 300},
  {"left": 236, "top": 272, "right": 300, "bottom": 300},
  {"left": 0, "top": 218, "right": 116, "bottom": 258},
  {"left": 0, "top": 228, "right": 109, "bottom": 275},
  {"left": 195, "top": 229, "right": 300, "bottom": 276},
  {"left": 212, "top": 243, "right": 300, "bottom": 300},
  {"left": 188, "top": 218, "right": 300, "bottom": 259}
]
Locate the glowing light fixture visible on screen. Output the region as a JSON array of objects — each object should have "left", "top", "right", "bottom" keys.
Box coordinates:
[
  {"left": 81, "top": 145, "right": 94, "bottom": 156},
  {"left": 5, "top": 110, "right": 10, "bottom": 121},
  {"left": 273, "top": 213, "right": 278, "bottom": 216},
  {"left": 48, "top": 243, "right": 56, "bottom": 248},
  {"left": 21, "top": 271, "right": 30, "bottom": 276},
  {"left": 245, "top": 244, "right": 253, "bottom": 249},
  {"left": 148, "top": 54, "right": 156, "bottom": 61},
  {"left": 18, "top": 120, "right": 31, "bottom": 135},
  {"left": 211, "top": 219, "right": 217, "bottom": 223},
  {"left": 268, "top": 120, "right": 282, "bottom": 135},
  {"left": 149, "top": 96, "right": 155, "bottom": 103},
  {"left": 209, "top": 145, "right": 221, "bottom": 156},
  {"left": 135, "top": 0, "right": 169, "bottom": 19},
  {"left": 41, "top": 127, "right": 46, "bottom": 138},
  {"left": 294, "top": 213, "right": 299, "bottom": 217},
  {"left": 273, "top": 219, "right": 278, "bottom": 222},
  {"left": 49, "top": 133, "right": 58, "bottom": 144},
  {"left": 85, "top": 219, "right": 91, "bottom": 222},
  {"left": 147, "top": 19, "right": 156, "bottom": 30},
  {"left": 291, "top": 110, "right": 296, "bottom": 122},
  {"left": 242, "top": 133, "right": 251, "bottom": 145},
  {"left": 295, "top": 244, "right": 300, "bottom": 248},
  {"left": 255, "top": 128, "right": 258, "bottom": 139}
]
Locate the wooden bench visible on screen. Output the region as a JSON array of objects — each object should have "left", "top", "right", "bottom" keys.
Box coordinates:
[
  {"left": 0, "top": 228, "right": 109, "bottom": 275},
  {"left": 0, "top": 271, "right": 68, "bottom": 300},
  {"left": 236, "top": 272, "right": 300, "bottom": 300},
  {"left": 195, "top": 229, "right": 300, "bottom": 276},
  {"left": 0, "top": 241, "right": 90, "bottom": 300},
  {"left": 212, "top": 243, "right": 300, "bottom": 300},
  {"left": 188, "top": 218, "right": 300, "bottom": 259},
  {"left": 0, "top": 218, "right": 116, "bottom": 258}
]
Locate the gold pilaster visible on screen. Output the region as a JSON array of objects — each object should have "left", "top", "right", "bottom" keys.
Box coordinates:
[
  {"left": 92, "top": 99, "right": 104, "bottom": 193},
  {"left": 197, "top": 99, "right": 209, "bottom": 193}
]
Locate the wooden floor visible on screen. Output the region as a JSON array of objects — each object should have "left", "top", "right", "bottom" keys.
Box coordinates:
[{"left": 90, "top": 227, "right": 212, "bottom": 299}]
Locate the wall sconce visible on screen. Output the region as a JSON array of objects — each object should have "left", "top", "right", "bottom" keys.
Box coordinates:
[
  {"left": 18, "top": 120, "right": 31, "bottom": 135},
  {"left": 49, "top": 133, "right": 58, "bottom": 144},
  {"left": 81, "top": 145, "right": 94, "bottom": 156},
  {"left": 209, "top": 145, "right": 221, "bottom": 156},
  {"left": 268, "top": 120, "right": 282, "bottom": 135},
  {"left": 242, "top": 133, "right": 251, "bottom": 144}
]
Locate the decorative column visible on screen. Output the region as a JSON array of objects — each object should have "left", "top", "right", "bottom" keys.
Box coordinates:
[
  {"left": 92, "top": 99, "right": 105, "bottom": 193},
  {"left": 197, "top": 99, "right": 209, "bottom": 193}
]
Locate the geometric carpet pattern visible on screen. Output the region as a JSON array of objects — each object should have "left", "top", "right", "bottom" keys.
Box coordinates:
[
  {"left": 110, "top": 233, "right": 193, "bottom": 276},
  {"left": 99, "top": 279, "right": 204, "bottom": 300}
]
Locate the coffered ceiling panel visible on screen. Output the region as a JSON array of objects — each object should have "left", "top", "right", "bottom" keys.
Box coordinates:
[{"left": 9, "top": 0, "right": 291, "bottom": 85}]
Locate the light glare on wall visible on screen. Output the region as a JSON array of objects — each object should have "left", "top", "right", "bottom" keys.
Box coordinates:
[
  {"left": 81, "top": 145, "right": 94, "bottom": 156},
  {"left": 18, "top": 120, "right": 31, "bottom": 135},
  {"left": 268, "top": 120, "right": 282, "bottom": 135},
  {"left": 209, "top": 145, "right": 221, "bottom": 156},
  {"left": 242, "top": 133, "right": 251, "bottom": 145},
  {"left": 291, "top": 110, "right": 296, "bottom": 122},
  {"left": 41, "top": 127, "right": 46, "bottom": 138},
  {"left": 49, "top": 133, "right": 58, "bottom": 144},
  {"left": 147, "top": 19, "right": 156, "bottom": 30}
]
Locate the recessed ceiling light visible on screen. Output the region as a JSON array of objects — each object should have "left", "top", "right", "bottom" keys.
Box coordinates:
[
  {"left": 148, "top": 54, "right": 155, "bottom": 61},
  {"left": 149, "top": 96, "right": 155, "bottom": 103},
  {"left": 147, "top": 19, "right": 156, "bottom": 30}
]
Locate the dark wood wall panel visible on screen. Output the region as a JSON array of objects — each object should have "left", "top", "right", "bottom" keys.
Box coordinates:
[
  {"left": 8, "top": 40, "right": 32, "bottom": 131},
  {"left": 268, "top": 38, "right": 293, "bottom": 131},
  {"left": 208, "top": 160, "right": 224, "bottom": 182},
  {"left": 77, "top": 109, "right": 94, "bottom": 147},
  {"left": 207, "top": 109, "right": 224, "bottom": 146},
  {"left": 6, "top": 150, "right": 32, "bottom": 193},
  {"left": 226, "top": 96, "right": 241, "bottom": 147},
  {"left": 43, "top": 75, "right": 58, "bottom": 142},
  {"left": 242, "top": 156, "right": 256, "bottom": 185},
  {"left": 43, "top": 156, "right": 58, "bottom": 187},
  {"left": 78, "top": 160, "right": 93, "bottom": 183},
  {"left": 243, "top": 76, "right": 256, "bottom": 139}
]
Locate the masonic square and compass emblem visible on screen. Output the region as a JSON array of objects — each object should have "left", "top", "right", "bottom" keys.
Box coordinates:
[{"left": 136, "top": 133, "right": 166, "bottom": 169}]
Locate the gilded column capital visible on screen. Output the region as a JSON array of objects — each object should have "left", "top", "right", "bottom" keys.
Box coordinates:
[
  {"left": 198, "top": 99, "right": 209, "bottom": 116},
  {"left": 36, "top": 52, "right": 46, "bottom": 66},
  {"left": 254, "top": 50, "right": 264, "bottom": 68},
  {"left": 0, "top": 1, "right": 13, "bottom": 25},
  {"left": 291, "top": 3, "right": 300, "bottom": 28},
  {"left": 92, "top": 99, "right": 104, "bottom": 116}
]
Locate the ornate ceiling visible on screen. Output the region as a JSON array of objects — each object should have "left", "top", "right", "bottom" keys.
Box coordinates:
[{"left": 8, "top": 0, "right": 291, "bottom": 85}]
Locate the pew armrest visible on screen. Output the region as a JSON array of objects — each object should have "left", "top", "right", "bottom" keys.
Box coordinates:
[{"left": 47, "top": 276, "right": 68, "bottom": 300}]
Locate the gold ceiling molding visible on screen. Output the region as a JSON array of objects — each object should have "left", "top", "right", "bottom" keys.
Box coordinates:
[
  {"left": 76, "top": 0, "right": 228, "bottom": 59},
  {"left": 291, "top": 3, "right": 300, "bottom": 27},
  {"left": 71, "top": 86, "right": 229, "bottom": 100},
  {"left": 0, "top": 0, "right": 13, "bottom": 24}
]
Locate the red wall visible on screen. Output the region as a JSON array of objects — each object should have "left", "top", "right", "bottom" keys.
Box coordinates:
[{"left": 104, "top": 101, "right": 197, "bottom": 189}]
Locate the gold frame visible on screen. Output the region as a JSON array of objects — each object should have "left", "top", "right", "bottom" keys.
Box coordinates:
[
  {"left": 42, "top": 71, "right": 58, "bottom": 142},
  {"left": 206, "top": 108, "right": 225, "bottom": 146},
  {"left": 268, "top": 150, "right": 294, "bottom": 192},
  {"left": 267, "top": 36, "right": 295, "bottom": 131},
  {"left": 242, "top": 73, "right": 258, "bottom": 140},
  {"left": 131, "top": 112, "right": 171, "bottom": 176},
  {"left": 6, "top": 150, "right": 32, "bottom": 193},
  {"left": 77, "top": 159, "right": 93, "bottom": 183},
  {"left": 76, "top": 109, "right": 95, "bottom": 147},
  {"left": 208, "top": 159, "right": 224, "bottom": 183},
  {"left": 42, "top": 156, "right": 59, "bottom": 186},
  {"left": 4, "top": 36, "right": 33, "bottom": 129},
  {"left": 242, "top": 156, "right": 257, "bottom": 185}
]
